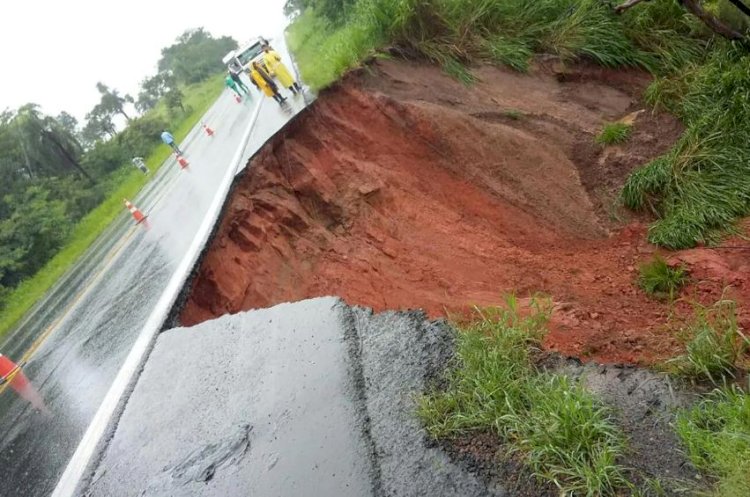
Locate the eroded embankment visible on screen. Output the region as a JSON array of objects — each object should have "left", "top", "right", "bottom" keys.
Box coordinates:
[{"left": 181, "top": 59, "right": 750, "bottom": 364}]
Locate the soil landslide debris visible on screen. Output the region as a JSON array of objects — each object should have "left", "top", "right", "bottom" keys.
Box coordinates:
[{"left": 181, "top": 59, "right": 749, "bottom": 364}]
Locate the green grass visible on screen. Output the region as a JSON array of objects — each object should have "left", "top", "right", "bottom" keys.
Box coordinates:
[
  {"left": 503, "top": 109, "right": 524, "bottom": 120},
  {"left": 418, "top": 296, "right": 631, "bottom": 496},
  {"left": 286, "top": 9, "right": 382, "bottom": 90},
  {"left": 669, "top": 299, "right": 748, "bottom": 384},
  {"left": 622, "top": 43, "right": 750, "bottom": 249},
  {"left": 638, "top": 255, "right": 688, "bottom": 300},
  {"left": 596, "top": 122, "right": 632, "bottom": 145},
  {"left": 676, "top": 386, "right": 750, "bottom": 497},
  {"left": 0, "top": 74, "right": 224, "bottom": 340},
  {"left": 286, "top": 0, "right": 657, "bottom": 91}
]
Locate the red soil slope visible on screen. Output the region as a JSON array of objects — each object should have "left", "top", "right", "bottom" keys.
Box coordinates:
[{"left": 181, "top": 60, "right": 749, "bottom": 365}]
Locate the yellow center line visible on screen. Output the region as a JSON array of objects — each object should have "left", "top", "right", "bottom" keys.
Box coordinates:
[{"left": 0, "top": 225, "right": 140, "bottom": 396}]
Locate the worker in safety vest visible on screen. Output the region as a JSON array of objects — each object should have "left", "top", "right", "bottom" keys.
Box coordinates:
[
  {"left": 262, "top": 46, "right": 302, "bottom": 95},
  {"left": 249, "top": 61, "right": 286, "bottom": 105}
]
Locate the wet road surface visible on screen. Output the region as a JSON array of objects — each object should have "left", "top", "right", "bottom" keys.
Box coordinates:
[
  {"left": 0, "top": 41, "right": 308, "bottom": 497},
  {"left": 86, "top": 299, "right": 497, "bottom": 497}
]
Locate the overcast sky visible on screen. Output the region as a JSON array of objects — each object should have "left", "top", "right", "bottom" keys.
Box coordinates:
[{"left": 1, "top": 0, "right": 288, "bottom": 121}]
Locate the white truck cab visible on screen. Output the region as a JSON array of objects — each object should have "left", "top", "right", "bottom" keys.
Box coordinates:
[{"left": 223, "top": 37, "right": 269, "bottom": 71}]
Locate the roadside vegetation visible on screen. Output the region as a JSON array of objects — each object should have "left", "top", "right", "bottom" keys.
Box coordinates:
[
  {"left": 670, "top": 298, "right": 748, "bottom": 384},
  {"left": 0, "top": 28, "right": 231, "bottom": 339},
  {"left": 418, "top": 297, "right": 750, "bottom": 496},
  {"left": 285, "top": 0, "right": 750, "bottom": 249},
  {"left": 672, "top": 301, "right": 750, "bottom": 497},
  {"left": 418, "top": 298, "right": 632, "bottom": 496},
  {"left": 677, "top": 387, "right": 750, "bottom": 497},
  {"left": 638, "top": 255, "right": 688, "bottom": 300},
  {"left": 597, "top": 122, "right": 632, "bottom": 145}
]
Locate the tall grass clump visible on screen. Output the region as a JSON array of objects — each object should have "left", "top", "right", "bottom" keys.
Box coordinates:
[
  {"left": 286, "top": 9, "right": 386, "bottom": 89},
  {"left": 287, "top": 0, "right": 656, "bottom": 90},
  {"left": 417, "top": 296, "right": 631, "bottom": 496},
  {"left": 623, "top": 43, "right": 750, "bottom": 248},
  {"left": 597, "top": 121, "right": 632, "bottom": 145},
  {"left": 618, "top": 0, "right": 706, "bottom": 73},
  {"left": 676, "top": 386, "right": 750, "bottom": 497},
  {"left": 670, "top": 298, "right": 748, "bottom": 384},
  {"left": 638, "top": 255, "right": 688, "bottom": 300}
]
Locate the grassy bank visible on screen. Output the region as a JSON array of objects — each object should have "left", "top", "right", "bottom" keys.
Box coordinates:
[
  {"left": 0, "top": 74, "right": 224, "bottom": 341},
  {"left": 418, "top": 300, "right": 631, "bottom": 495},
  {"left": 677, "top": 387, "right": 750, "bottom": 497},
  {"left": 418, "top": 299, "right": 750, "bottom": 496},
  {"left": 286, "top": 0, "right": 749, "bottom": 248}
]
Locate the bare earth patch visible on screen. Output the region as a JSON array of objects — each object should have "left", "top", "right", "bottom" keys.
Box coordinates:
[{"left": 180, "top": 59, "right": 749, "bottom": 365}]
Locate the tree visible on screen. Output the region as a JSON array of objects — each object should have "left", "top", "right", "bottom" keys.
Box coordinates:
[
  {"left": 82, "top": 106, "right": 117, "bottom": 145},
  {"left": 0, "top": 186, "right": 72, "bottom": 288},
  {"left": 284, "top": 0, "right": 307, "bottom": 18},
  {"left": 10, "top": 104, "right": 93, "bottom": 183},
  {"left": 95, "top": 82, "right": 134, "bottom": 122},
  {"left": 136, "top": 73, "right": 177, "bottom": 113},
  {"left": 118, "top": 114, "right": 168, "bottom": 158},
  {"left": 165, "top": 87, "right": 187, "bottom": 116},
  {"left": 614, "top": 0, "right": 750, "bottom": 40},
  {"left": 56, "top": 111, "right": 79, "bottom": 136},
  {"left": 158, "top": 28, "right": 238, "bottom": 84}
]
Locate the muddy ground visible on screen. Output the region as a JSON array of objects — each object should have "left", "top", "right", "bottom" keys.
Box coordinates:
[{"left": 180, "top": 58, "right": 750, "bottom": 365}]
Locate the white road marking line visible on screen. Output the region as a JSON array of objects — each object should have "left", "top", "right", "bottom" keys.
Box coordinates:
[{"left": 51, "top": 98, "right": 264, "bottom": 497}]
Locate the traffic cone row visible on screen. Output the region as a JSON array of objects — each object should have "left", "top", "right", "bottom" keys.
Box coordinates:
[
  {"left": 0, "top": 353, "right": 48, "bottom": 413},
  {"left": 123, "top": 118, "right": 220, "bottom": 223},
  {"left": 124, "top": 198, "right": 148, "bottom": 224}
]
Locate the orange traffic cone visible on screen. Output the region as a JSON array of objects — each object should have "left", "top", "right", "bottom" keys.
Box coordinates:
[
  {"left": 177, "top": 155, "right": 189, "bottom": 169},
  {"left": 0, "top": 354, "right": 48, "bottom": 413},
  {"left": 202, "top": 123, "right": 215, "bottom": 136},
  {"left": 235, "top": 95, "right": 242, "bottom": 104},
  {"left": 124, "top": 198, "right": 148, "bottom": 224}
]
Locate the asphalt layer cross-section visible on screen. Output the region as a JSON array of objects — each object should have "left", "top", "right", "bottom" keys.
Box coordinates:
[{"left": 86, "top": 298, "right": 501, "bottom": 497}]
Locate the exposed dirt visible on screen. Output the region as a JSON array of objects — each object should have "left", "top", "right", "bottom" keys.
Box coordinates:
[{"left": 181, "top": 58, "right": 750, "bottom": 365}]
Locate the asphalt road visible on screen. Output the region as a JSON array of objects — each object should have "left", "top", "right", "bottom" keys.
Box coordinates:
[
  {"left": 0, "top": 42, "right": 308, "bottom": 497},
  {"left": 85, "top": 299, "right": 497, "bottom": 497}
]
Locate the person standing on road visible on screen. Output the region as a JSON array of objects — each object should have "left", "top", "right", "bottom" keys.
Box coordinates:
[
  {"left": 225, "top": 73, "right": 245, "bottom": 99},
  {"left": 249, "top": 61, "right": 286, "bottom": 105},
  {"left": 262, "top": 46, "right": 302, "bottom": 95},
  {"left": 229, "top": 63, "right": 251, "bottom": 94},
  {"left": 160, "top": 130, "right": 183, "bottom": 155}
]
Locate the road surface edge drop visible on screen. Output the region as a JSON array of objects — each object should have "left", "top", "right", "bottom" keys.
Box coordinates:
[{"left": 50, "top": 99, "right": 265, "bottom": 497}]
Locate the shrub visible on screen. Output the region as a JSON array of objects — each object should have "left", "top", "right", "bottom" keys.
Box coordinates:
[
  {"left": 597, "top": 122, "right": 632, "bottom": 145},
  {"left": 671, "top": 299, "right": 748, "bottom": 384},
  {"left": 638, "top": 255, "right": 688, "bottom": 300}
]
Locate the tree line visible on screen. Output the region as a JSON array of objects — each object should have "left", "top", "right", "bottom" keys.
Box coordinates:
[{"left": 0, "top": 28, "right": 237, "bottom": 310}]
